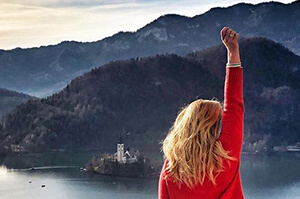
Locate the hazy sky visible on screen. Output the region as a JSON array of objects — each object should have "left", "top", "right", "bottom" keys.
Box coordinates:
[{"left": 0, "top": 0, "right": 295, "bottom": 50}]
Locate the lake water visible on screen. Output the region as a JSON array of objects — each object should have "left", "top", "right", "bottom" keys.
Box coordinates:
[{"left": 0, "top": 152, "right": 299, "bottom": 199}]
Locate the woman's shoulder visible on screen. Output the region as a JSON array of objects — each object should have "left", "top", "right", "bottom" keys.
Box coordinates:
[
  {"left": 162, "top": 159, "right": 169, "bottom": 173},
  {"left": 160, "top": 159, "right": 172, "bottom": 179}
]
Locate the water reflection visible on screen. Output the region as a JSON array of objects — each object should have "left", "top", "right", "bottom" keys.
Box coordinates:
[
  {"left": 0, "top": 165, "right": 7, "bottom": 175},
  {"left": 240, "top": 154, "right": 300, "bottom": 199},
  {"left": 0, "top": 152, "right": 299, "bottom": 199},
  {"left": 0, "top": 167, "right": 157, "bottom": 199}
]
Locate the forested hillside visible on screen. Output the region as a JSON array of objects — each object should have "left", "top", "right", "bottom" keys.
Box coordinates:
[
  {"left": 0, "top": 37, "right": 299, "bottom": 154},
  {"left": 0, "top": 88, "right": 36, "bottom": 120}
]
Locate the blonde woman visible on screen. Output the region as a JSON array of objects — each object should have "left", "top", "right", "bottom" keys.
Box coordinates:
[{"left": 158, "top": 27, "right": 245, "bottom": 199}]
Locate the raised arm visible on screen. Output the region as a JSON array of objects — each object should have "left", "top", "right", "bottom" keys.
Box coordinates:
[{"left": 218, "top": 27, "right": 244, "bottom": 159}]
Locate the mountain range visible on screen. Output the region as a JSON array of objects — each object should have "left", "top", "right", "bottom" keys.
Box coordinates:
[
  {"left": 0, "top": 37, "right": 299, "bottom": 154},
  {"left": 0, "top": 0, "right": 299, "bottom": 97}
]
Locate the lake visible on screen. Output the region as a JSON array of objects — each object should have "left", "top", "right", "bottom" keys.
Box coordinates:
[{"left": 0, "top": 152, "right": 299, "bottom": 199}]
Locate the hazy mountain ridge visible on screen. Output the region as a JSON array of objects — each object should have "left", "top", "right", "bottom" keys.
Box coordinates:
[
  {"left": 0, "top": 88, "right": 36, "bottom": 120},
  {"left": 0, "top": 37, "right": 299, "bottom": 154},
  {"left": 0, "top": 0, "right": 299, "bottom": 97}
]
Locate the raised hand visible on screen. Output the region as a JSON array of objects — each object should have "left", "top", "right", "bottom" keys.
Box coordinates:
[
  {"left": 220, "top": 27, "right": 240, "bottom": 64},
  {"left": 220, "top": 27, "right": 239, "bottom": 53}
]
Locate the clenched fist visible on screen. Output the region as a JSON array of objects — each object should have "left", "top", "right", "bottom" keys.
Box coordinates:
[{"left": 220, "top": 27, "right": 239, "bottom": 53}]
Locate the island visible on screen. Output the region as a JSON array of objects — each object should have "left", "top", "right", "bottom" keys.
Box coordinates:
[{"left": 85, "top": 135, "right": 161, "bottom": 178}]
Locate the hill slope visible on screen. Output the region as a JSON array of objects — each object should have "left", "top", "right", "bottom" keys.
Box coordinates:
[
  {"left": 0, "top": 88, "right": 36, "bottom": 120},
  {"left": 0, "top": 37, "right": 299, "bottom": 154}
]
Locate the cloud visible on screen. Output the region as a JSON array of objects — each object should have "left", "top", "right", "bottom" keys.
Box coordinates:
[
  {"left": 0, "top": 0, "right": 295, "bottom": 49},
  {"left": 0, "top": 0, "right": 131, "bottom": 8}
]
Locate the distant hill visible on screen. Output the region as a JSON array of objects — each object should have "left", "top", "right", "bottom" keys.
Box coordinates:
[
  {"left": 0, "top": 0, "right": 299, "bottom": 97},
  {"left": 0, "top": 37, "right": 299, "bottom": 154},
  {"left": 0, "top": 88, "right": 36, "bottom": 120}
]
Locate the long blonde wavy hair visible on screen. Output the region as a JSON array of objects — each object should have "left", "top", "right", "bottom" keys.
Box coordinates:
[{"left": 161, "top": 98, "right": 237, "bottom": 189}]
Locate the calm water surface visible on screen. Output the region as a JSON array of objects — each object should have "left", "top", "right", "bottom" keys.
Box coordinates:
[{"left": 0, "top": 152, "right": 299, "bottom": 199}]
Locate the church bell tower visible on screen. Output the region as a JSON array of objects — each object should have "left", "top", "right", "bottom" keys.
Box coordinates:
[{"left": 117, "top": 135, "right": 124, "bottom": 163}]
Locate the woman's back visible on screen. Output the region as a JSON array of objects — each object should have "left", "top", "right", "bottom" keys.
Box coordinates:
[
  {"left": 158, "top": 27, "right": 245, "bottom": 199},
  {"left": 160, "top": 158, "right": 242, "bottom": 198}
]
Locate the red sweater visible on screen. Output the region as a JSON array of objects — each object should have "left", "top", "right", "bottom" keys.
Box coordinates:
[{"left": 158, "top": 66, "right": 245, "bottom": 199}]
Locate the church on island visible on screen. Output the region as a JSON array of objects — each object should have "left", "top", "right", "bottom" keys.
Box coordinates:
[
  {"left": 114, "top": 135, "right": 138, "bottom": 164},
  {"left": 85, "top": 134, "right": 159, "bottom": 177}
]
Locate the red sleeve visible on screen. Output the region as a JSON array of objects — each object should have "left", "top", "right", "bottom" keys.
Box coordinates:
[
  {"left": 158, "top": 160, "right": 170, "bottom": 199},
  {"left": 218, "top": 67, "right": 244, "bottom": 159}
]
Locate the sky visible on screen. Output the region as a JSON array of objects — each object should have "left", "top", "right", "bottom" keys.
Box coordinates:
[{"left": 0, "top": 0, "right": 295, "bottom": 50}]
